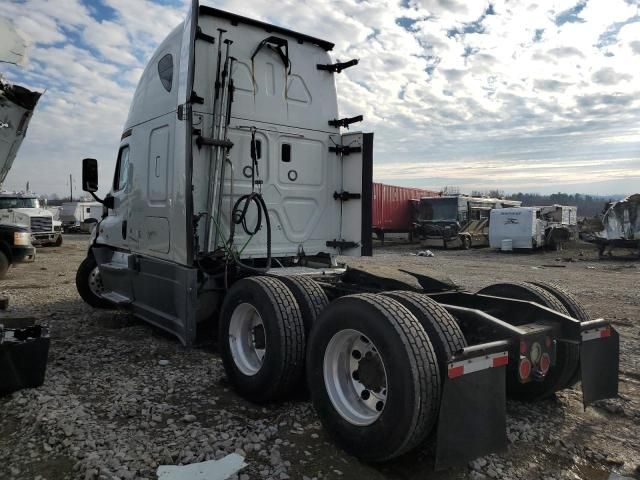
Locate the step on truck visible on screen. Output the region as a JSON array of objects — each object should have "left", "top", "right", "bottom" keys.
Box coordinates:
[{"left": 75, "top": 2, "right": 619, "bottom": 469}]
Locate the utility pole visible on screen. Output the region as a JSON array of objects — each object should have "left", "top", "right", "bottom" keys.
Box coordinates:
[{"left": 69, "top": 173, "right": 73, "bottom": 202}]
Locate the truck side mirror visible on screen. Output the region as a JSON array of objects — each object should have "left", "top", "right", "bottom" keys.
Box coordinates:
[{"left": 82, "top": 158, "right": 99, "bottom": 193}]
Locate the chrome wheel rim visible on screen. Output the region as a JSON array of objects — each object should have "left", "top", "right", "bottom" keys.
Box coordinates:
[
  {"left": 228, "top": 303, "right": 266, "bottom": 376},
  {"left": 88, "top": 266, "right": 104, "bottom": 297},
  {"left": 323, "top": 329, "right": 388, "bottom": 426}
]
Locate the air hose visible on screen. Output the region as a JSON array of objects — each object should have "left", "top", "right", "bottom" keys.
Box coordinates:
[{"left": 226, "top": 127, "right": 271, "bottom": 274}]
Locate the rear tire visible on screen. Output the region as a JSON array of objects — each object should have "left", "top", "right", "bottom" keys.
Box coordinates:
[
  {"left": 278, "top": 275, "right": 329, "bottom": 336},
  {"left": 477, "top": 282, "right": 579, "bottom": 400},
  {"left": 307, "top": 294, "right": 440, "bottom": 461},
  {"left": 0, "top": 251, "right": 9, "bottom": 280},
  {"left": 219, "top": 276, "right": 305, "bottom": 403},
  {"left": 531, "top": 281, "right": 590, "bottom": 386},
  {"left": 382, "top": 291, "right": 467, "bottom": 379},
  {"left": 76, "top": 255, "right": 112, "bottom": 308},
  {"left": 530, "top": 281, "right": 590, "bottom": 322}
]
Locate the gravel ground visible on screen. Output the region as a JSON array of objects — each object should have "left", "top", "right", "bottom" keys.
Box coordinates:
[{"left": 0, "top": 235, "right": 638, "bottom": 480}]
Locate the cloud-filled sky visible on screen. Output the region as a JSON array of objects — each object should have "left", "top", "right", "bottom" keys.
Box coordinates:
[{"left": 1, "top": 0, "right": 639, "bottom": 196}]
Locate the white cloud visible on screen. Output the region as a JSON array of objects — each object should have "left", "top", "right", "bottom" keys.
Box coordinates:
[{"left": 1, "top": 0, "right": 639, "bottom": 196}]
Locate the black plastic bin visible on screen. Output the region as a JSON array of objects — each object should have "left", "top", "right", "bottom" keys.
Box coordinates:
[{"left": 0, "top": 318, "right": 50, "bottom": 395}]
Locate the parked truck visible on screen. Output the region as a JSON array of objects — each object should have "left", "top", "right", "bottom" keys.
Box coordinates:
[
  {"left": 0, "top": 192, "right": 63, "bottom": 246},
  {"left": 414, "top": 195, "right": 521, "bottom": 248},
  {"left": 489, "top": 205, "right": 578, "bottom": 251},
  {"left": 75, "top": 2, "right": 619, "bottom": 469},
  {"left": 372, "top": 182, "right": 437, "bottom": 243}
]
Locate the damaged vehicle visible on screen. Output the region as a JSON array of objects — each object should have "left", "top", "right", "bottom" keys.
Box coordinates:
[
  {"left": 593, "top": 194, "right": 640, "bottom": 256},
  {"left": 75, "top": 2, "right": 620, "bottom": 469},
  {"left": 1, "top": 75, "right": 42, "bottom": 275}
]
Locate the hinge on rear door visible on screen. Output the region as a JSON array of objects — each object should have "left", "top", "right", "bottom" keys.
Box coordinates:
[
  {"left": 326, "top": 239, "right": 359, "bottom": 250},
  {"left": 195, "top": 136, "right": 234, "bottom": 150},
  {"left": 329, "top": 145, "right": 362, "bottom": 155},
  {"left": 317, "top": 59, "right": 359, "bottom": 73},
  {"left": 334, "top": 191, "right": 361, "bottom": 201},
  {"left": 190, "top": 91, "right": 205, "bottom": 104},
  {"left": 328, "top": 115, "right": 363, "bottom": 129},
  {"left": 196, "top": 26, "right": 215, "bottom": 44}
]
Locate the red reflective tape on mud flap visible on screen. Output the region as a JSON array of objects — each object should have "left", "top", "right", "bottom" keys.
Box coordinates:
[
  {"left": 582, "top": 326, "right": 611, "bottom": 342},
  {"left": 447, "top": 351, "right": 509, "bottom": 379}
]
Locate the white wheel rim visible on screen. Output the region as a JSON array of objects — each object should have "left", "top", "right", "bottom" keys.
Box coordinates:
[
  {"left": 88, "top": 266, "right": 104, "bottom": 297},
  {"left": 323, "top": 329, "right": 388, "bottom": 426},
  {"left": 228, "top": 303, "right": 266, "bottom": 376}
]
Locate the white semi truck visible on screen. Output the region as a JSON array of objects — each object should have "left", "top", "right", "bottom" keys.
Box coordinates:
[
  {"left": 75, "top": 2, "right": 619, "bottom": 468},
  {"left": 0, "top": 192, "right": 63, "bottom": 246}
]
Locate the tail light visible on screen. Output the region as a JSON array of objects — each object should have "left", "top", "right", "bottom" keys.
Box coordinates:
[
  {"left": 518, "top": 358, "right": 531, "bottom": 380},
  {"left": 539, "top": 353, "right": 551, "bottom": 374}
]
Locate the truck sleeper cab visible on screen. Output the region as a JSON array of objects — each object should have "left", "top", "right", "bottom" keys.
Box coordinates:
[{"left": 76, "top": 2, "right": 619, "bottom": 469}]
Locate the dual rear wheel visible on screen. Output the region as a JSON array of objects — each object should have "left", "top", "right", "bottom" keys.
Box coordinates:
[
  {"left": 219, "top": 278, "right": 465, "bottom": 461},
  {"left": 219, "top": 276, "right": 590, "bottom": 461}
]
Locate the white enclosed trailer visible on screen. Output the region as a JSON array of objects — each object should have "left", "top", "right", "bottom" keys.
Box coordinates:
[
  {"left": 59, "top": 201, "right": 102, "bottom": 232},
  {"left": 489, "top": 207, "right": 542, "bottom": 249},
  {"left": 75, "top": 2, "right": 618, "bottom": 469},
  {"left": 490, "top": 205, "right": 577, "bottom": 250}
]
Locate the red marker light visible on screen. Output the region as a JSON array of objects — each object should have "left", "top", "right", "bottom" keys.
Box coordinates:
[
  {"left": 545, "top": 336, "right": 552, "bottom": 348},
  {"left": 520, "top": 340, "right": 527, "bottom": 354},
  {"left": 600, "top": 327, "right": 611, "bottom": 338}
]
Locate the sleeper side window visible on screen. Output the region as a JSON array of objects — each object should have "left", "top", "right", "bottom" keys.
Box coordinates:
[
  {"left": 113, "top": 146, "right": 130, "bottom": 191},
  {"left": 158, "top": 54, "right": 173, "bottom": 92}
]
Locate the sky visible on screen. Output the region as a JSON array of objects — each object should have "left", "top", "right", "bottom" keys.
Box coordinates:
[{"left": 1, "top": 0, "right": 639, "bottom": 197}]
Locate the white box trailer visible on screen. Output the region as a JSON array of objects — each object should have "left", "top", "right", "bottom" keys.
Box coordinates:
[
  {"left": 59, "top": 201, "right": 102, "bottom": 232},
  {"left": 490, "top": 205, "right": 577, "bottom": 250},
  {"left": 74, "top": 2, "right": 618, "bottom": 469},
  {"left": 490, "top": 207, "right": 543, "bottom": 249}
]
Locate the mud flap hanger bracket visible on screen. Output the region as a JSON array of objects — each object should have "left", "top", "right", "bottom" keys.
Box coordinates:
[{"left": 251, "top": 36, "right": 291, "bottom": 74}]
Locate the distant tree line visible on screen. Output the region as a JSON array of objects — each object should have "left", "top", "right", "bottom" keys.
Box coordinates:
[{"left": 470, "top": 190, "right": 626, "bottom": 217}]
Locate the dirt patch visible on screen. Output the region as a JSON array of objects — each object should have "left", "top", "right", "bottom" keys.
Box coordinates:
[{"left": 0, "top": 236, "right": 638, "bottom": 479}]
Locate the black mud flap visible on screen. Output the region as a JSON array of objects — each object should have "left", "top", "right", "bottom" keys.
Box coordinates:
[
  {"left": 435, "top": 341, "right": 509, "bottom": 470},
  {"left": 580, "top": 321, "right": 619, "bottom": 406}
]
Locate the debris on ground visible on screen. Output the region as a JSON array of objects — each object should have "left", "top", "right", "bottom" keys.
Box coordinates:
[{"left": 157, "top": 453, "right": 247, "bottom": 480}]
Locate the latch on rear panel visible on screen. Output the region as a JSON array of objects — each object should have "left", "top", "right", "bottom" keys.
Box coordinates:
[
  {"left": 329, "top": 145, "right": 362, "bottom": 156},
  {"left": 333, "top": 191, "right": 361, "bottom": 201},
  {"left": 326, "top": 240, "right": 359, "bottom": 250},
  {"left": 328, "top": 115, "right": 363, "bottom": 129},
  {"left": 317, "top": 59, "right": 359, "bottom": 73}
]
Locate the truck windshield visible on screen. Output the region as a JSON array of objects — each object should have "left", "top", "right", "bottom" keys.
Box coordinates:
[
  {"left": 0, "top": 197, "right": 40, "bottom": 209},
  {"left": 418, "top": 198, "right": 458, "bottom": 222}
]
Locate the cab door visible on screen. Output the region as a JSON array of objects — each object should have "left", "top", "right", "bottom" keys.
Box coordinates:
[
  {"left": 98, "top": 145, "right": 131, "bottom": 250},
  {"left": 330, "top": 131, "right": 374, "bottom": 256}
]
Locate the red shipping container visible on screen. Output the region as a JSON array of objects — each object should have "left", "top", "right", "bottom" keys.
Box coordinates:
[{"left": 372, "top": 183, "right": 438, "bottom": 237}]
